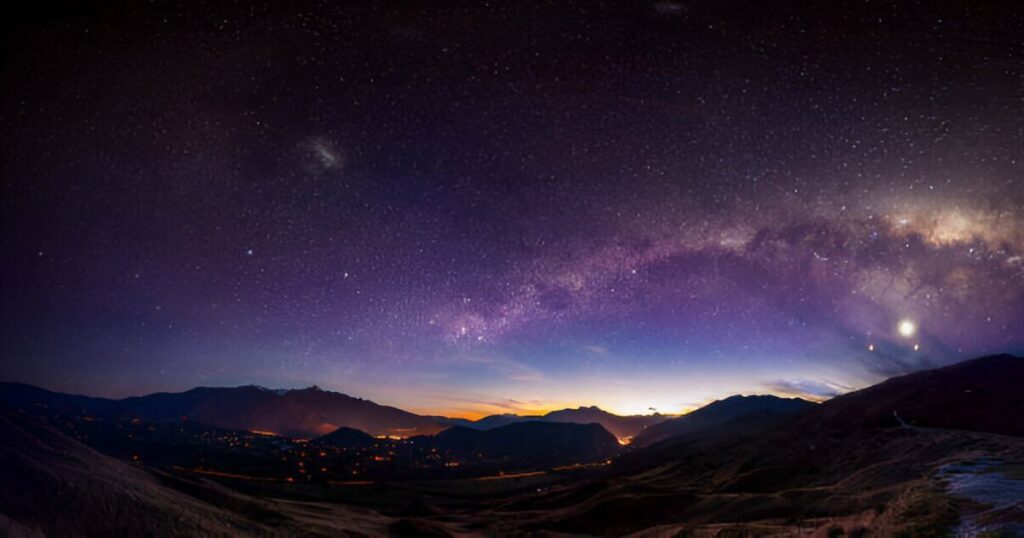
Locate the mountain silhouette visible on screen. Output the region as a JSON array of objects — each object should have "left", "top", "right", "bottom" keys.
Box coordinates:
[
  {"left": 468, "top": 406, "right": 667, "bottom": 439},
  {"left": 317, "top": 426, "right": 377, "bottom": 448},
  {"left": 800, "top": 353, "right": 1024, "bottom": 436},
  {"left": 0, "top": 383, "right": 447, "bottom": 438},
  {"left": 0, "top": 382, "right": 666, "bottom": 440},
  {"left": 632, "top": 394, "right": 815, "bottom": 447}
]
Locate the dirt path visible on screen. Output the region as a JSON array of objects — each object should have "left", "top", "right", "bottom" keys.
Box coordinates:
[{"left": 937, "top": 458, "right": 1024, "bottom": 536}]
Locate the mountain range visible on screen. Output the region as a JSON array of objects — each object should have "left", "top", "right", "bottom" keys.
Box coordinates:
[
  {"left": 2, "top": 354, "right": 1022, "bottom": 536},
  {"left": 465, "top": 406, "right": 667, "bottom": 439},
  {"left": 0, "top": 381, "right": 669, "bottom": 439}
]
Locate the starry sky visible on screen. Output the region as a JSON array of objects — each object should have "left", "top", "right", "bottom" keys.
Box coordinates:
[{"left": 2, "top": 1, "right": 1022, "bottom": 418}]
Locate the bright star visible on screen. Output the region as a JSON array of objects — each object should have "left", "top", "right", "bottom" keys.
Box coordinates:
[{"left": 897, "top": 319, "right": 916, "bottom": 338}]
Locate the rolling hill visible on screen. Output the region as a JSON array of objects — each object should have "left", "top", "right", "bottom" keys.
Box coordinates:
[{"left": 632, "top": 394, "right": 816, "bottom": 447}]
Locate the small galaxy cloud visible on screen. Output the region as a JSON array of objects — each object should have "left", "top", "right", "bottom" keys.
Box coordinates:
[{"left": 299, "top": 136, "right": 345, "bottom": 176}]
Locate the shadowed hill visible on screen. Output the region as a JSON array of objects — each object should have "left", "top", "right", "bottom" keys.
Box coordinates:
[
  {"left": 424, "top": 421, "right": 622, "bottom": 467},
  {"left": 801, "top": 354, "right": 1024, "bottom": 436},
  {"left": 318, "top": 426, "right": 377, "bottom": 448},
  {"left": 632, "top": 394, "right": 815, "bottom": 447}
]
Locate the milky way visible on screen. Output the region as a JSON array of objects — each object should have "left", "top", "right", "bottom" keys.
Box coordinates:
[{"left": 2, "top": 1, "right": 1022, "bottom": 417}]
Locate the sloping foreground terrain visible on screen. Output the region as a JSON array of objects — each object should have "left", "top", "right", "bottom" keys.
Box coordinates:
[
  {"left": 477, "top": 355, "right": 1024, "bottom": 536},
  {"left": 0, "top": 406, "right": 394, "bottom": 537}
]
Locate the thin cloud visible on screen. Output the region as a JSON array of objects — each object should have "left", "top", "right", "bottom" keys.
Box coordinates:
[{"left": 764, "top": 379, "right": 851, "bottom": 402}]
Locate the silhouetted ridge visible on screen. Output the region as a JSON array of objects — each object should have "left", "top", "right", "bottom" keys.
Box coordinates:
[
  {"left": 803, "top": 353, "right": 1024, "bottom": 436},
  {"left": 0, "top": 383, "right": 447, "bottom": 438},
  {"left": 633, "top": 394, "right": 815, "bottom": 447},
  {"left": 467, "top": 406, "right": 667, "bottom": 439}
]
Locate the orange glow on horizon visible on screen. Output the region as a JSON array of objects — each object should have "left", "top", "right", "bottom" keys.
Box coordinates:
[
  {"left": 374, "top": 377, "right": 846, "bottom": 420},
  {"left": 408, "top": 401, "right": 692, "bottom": 421},
  {"left": 409, "top": 401, "right": 606, "bottom": 421},
  {"left": 405, "top": 397, "right": 630, "bottom": 420}
]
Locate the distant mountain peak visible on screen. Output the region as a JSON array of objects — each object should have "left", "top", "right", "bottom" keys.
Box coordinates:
[
  {"left": 719, "top": 394, "right": 810, "bottom": 404},
  {"left": 0, "top": 381, "right": 448, "bottom": 438}
]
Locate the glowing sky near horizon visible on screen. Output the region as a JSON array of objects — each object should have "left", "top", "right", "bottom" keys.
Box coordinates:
[{"left": 2, "top": 2, "right": 1022, "bottom": 418}]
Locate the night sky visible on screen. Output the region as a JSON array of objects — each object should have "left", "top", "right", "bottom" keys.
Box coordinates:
[{"left": 2, "top": 1, "right": 1022, "bottom": 418}]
